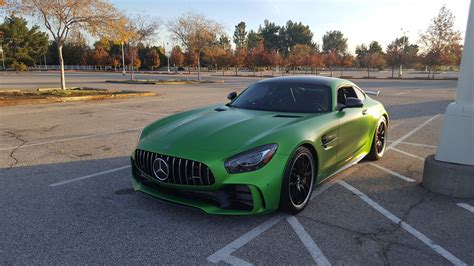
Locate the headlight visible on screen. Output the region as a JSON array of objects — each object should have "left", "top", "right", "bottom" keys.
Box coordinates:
[{"left": 224, "top": 144, "right": 278, "bottom": 174}]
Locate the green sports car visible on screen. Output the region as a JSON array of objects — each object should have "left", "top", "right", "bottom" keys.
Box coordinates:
[{"left": 131, "top": 76, "right": 388, "bottom": 215}]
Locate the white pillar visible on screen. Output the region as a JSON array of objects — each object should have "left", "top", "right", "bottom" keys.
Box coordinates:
[{"left": 435, "top": 0, "right": 474, "bottom": 165}]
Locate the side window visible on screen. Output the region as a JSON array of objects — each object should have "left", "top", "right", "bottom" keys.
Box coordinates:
[
  {"left": 337, "top": 86, "right": 358, "bottom": 106},
  {"left": 353, "top": 87, "right": 366, "bottom": 100}
]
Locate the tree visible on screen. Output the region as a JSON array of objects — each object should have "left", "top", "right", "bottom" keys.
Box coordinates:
[
  {"left": 323, "top": 51, "right": 337, "bottom": 77},
  {"left": 184, "top": 51, "right": 198, "bottom": 74},
  {"left": 233, "top": 47, "right": 247, "bottom": 75},
  {"left": 356, "top": 41, "right": 385, "bottom": 78},
  {"left": 419, "top": 6, "right": 462, "bottom": 78},
  {"left": 287, "top": 44, "right": 312, "bottom": 74},
  {"left": 280, "top": 20, "right": 314, "bottom": 56},
  {"left": 338, "top": 53, "right": 354, "bottom": 77},
  {"left": 0, "top": 15, "right": 48, "bottom": 67},
  {"left": 170, "top": 45, "right": 184, "bottom": 72},
  {"left": 385, "top": 36, "right": 419, "bottom": 78},
  {"left": 259, "top": 19, "right": 281, "bottom": 52},
  {"left": 15, "top": 0, "right": 124, "bottom": 89},
  {"left": 126, "top": 15, "right": 160, "bottom": 79},
  {"left": 233, "top": 21, "right": 247, "bottom": 49},
  {"left": 168, "top": 12, "right": 223, "bottom": 81},
  {"left": 247, "top": 30, "right": 263, "bottom": 49},
  {"left": 245, "top": 41, "right": 270, "bottom": 75},
  {"left": 322, "top": 30, "right": 348, "bottom": 54},
  {"left": 268, "top": 50, "right": 282, "bottom": 76},
  {"left": 91, "top": 39, "right": 110, "bottom": 69},
  {"left": 144, "top": 48, "right": 160, "bottom": 71}
]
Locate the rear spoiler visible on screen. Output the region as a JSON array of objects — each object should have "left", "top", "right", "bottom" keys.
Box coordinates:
[{"left": 364, "top": 90, "right": 380, "bottom": 96}]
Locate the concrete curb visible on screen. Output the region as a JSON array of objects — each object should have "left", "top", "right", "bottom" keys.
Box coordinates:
[{"left": 0, "top": 92, "right": 156, "bottom": 106}]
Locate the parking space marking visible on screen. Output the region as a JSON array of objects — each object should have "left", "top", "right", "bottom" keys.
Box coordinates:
[
  {"left": 390, "top": 147, "right": 425, "bottom": 161},
  {"left": 387, "top": 114, "right": 440, "bottom": 150},
  {"left": 207, "top": 182, "right": 335, "bottom": 264},
  {"left": 0, "top": 127, "right": 143, "bottom": 151},
  {"left": 49, "top": 165, "right": 130, "bottom": 187},
  {"left": 456, "top": 203, "right": 474, "bottom": 214},
  {"left": 223, "top": 255, "right": 253, "bottom": 266},
  {"left": 287, "top": 216, "right": 331, "bottom": 266},
  {"left": 207, "top": 213, "right": 287, "bottom": 263},
  {"left": 368, "top": 163, "right": 416, "bottom": 182},
  {"left": 338, "top": 180, "right": 466, "bottom": 266},
  {"left": 388, "top": 141, "right": 437, "bottom": 148}
]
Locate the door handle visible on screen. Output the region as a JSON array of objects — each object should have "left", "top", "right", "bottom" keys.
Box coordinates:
[{"left": 362, "top": 109, "right": 368, "bottom": 115}]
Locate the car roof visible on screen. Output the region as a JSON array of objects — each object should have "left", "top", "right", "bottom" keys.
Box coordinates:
[{"left": 256, "top": 75, "right": 353, "bottom": 89}]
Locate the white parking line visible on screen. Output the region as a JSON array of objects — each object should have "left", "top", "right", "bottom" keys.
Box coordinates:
[
  {"left": 387, "top": 114, "right": 440, "bottom": 150},
  {"left": 390, "top": 147, "right": 425, "bottom": 161},
  {"left": 207, "top": 182, "right": 335, "bottom": 264},
  {"left": 388, "top": 141, "right": 437, "bottom": 149},
  {"left": 338, "top": 180, "right": 466, "bottom": 266},
  {"left": 96, "top": 106, "right": 173, "bottom": 116},
  {"left": 49, "top": 165, "right": 130, "bottom": 187},
  {"left": 368, "top": 163, "right": 416, "bottom": 182},
  {"left": 223, "top": 255, "right": 253, "bottom": 266},
  {"left": 207, "top": 214, "right": 287, "bottom": 263},
  {"left": 286, "top": 216, "right": 331, "bottom": 266},
  {"left": 0, "top": 127, "right": 143, "bottom": 151},
  {"left": 456, "top": 203, "right": 474, "bottom": 214}
]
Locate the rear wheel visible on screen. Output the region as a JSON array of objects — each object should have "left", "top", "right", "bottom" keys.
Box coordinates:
[
  {"left": 280, "top": 146, "right": 315, "bottom": 214},
  {"left": 367, "top": 116, "right": 387, "bottom": 160}
]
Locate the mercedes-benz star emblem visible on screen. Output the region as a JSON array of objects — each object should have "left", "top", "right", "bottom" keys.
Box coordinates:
[{"left": 152, "top": 158, "right": 169, "bottom": 181}]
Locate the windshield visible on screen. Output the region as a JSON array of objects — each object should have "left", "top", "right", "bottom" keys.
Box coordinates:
[{"left": 231, "top": 82, "right": 332, "bottom": 113}]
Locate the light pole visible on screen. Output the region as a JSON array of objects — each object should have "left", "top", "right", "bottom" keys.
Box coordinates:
[
  {"left": 166, "top": 42, "right": 170, "bottom": 74},
  {"left": 423, "top": 0, "right": 474, "bottom": 198},
  {"left": 399, "top": 28, "right": 408, "bottom": 78}
]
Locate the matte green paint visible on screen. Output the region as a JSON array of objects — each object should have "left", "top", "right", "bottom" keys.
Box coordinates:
[{"left": 131, "top": 77, "right": 388, "bottom": 215}]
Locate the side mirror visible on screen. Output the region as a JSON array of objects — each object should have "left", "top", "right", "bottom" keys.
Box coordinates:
[
  {"left": 227, "top": 91, "right": 237, "bottom": 101},
  {"left": 340, "top": 97, "right": 363, "bottom": 110}
]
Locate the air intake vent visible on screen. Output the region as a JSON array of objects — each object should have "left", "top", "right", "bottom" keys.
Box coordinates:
[
  {"left": 273, "top": 114, "right": 302, "bottom": 118},
  {"left": 214, "top": 107, "right": 228, "bottom": 112}
]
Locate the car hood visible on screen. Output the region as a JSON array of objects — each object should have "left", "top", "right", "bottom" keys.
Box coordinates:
[{"left": 142, "top": 106, "right": 319, "bottom": 154}]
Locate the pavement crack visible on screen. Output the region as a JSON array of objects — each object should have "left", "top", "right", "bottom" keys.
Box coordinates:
[{"left": 5, "top": 131, "right": 28, "bottom": 170}]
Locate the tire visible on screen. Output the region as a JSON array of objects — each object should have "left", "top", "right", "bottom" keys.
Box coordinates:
[
  {"left": 367, "top": 116, "right": 387, "bottom": 161},
  {"left": 279, "top": 146, "right": 316, "bottom": 214}
]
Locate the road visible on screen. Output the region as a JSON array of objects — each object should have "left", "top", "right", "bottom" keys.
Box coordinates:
[{"left": 0, "top": 74, "right": 472, "bottom": 264}]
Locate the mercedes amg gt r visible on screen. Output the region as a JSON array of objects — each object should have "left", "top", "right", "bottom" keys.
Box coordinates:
[{"left": 131, "top": 76, "right": 388, "bottom": 215}]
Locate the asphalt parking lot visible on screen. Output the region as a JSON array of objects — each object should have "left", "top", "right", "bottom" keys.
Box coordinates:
[{"left": 1, "top": 73, "right": 473, "bottom": 265}]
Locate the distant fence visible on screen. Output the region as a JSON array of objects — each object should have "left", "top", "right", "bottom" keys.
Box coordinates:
[{"left": 30, "top": 65, "right": 127, "bottom": 71}]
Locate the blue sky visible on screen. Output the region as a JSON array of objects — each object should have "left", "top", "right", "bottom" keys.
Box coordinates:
[{"left": 104, "top": 0, "right": 469, "bottom": 52}]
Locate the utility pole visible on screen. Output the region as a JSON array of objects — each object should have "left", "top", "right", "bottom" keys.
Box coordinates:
[{"left": 399, "top": 28, "right": 408, "bottom": 78}]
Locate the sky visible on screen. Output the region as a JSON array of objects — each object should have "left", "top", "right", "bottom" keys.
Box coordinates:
[{"left": 113, "top": 0, "right": 470, "bottom": 53}]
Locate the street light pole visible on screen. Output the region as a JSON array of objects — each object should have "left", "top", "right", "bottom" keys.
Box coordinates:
[
  {"left": 166, "top": 42, "right": 170, "bottom": 73},
  {"left": 423, "top": 0, "right": 474, "bottom": 198}
]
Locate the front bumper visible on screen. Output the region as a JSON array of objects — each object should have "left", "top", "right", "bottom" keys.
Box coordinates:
[{"left": 130, "top": 151, "right": 289, "bottom": 215}]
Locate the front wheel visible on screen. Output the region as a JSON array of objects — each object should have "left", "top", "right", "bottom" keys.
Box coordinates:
[
  {"left": 279, "top": 146, "right": 315, "bottom": 214},
  {"left": 367, "top": 116, "right": 387, "bottom": 160}
]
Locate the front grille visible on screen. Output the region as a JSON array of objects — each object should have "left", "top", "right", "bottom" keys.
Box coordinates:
[{"left": 135, "top": 149, "right": 215, "bottom": 186}]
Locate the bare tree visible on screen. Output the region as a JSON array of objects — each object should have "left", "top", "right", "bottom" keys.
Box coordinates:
[
  {"left": 125, "top": 15, "right": 160, "bottom": 80},
  {"left": 13, "top": 0, "right": 124, "bottom": 89},
  {"left": 167, "top": 12, "right": 223, "bottom": 81},
  {"left": 419, "top": 6, "right": 462, "bottom": 79}
]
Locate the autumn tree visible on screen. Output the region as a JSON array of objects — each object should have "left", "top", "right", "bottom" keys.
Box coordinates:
[
  {"left": 170, "top": 45, "right": 184, "bottom": 72},
  {"left": 233, "top": 47, "right": 247, "bottom": 75},
  {"left": 268, "top": 50, "right": 282, "bottom": 76},
  {"left": 245, "top": 41, "right": 270, "bottom": 75},
  {"left": 233, "top": 21, "right": 247, "bottom": 49},
  {"left": 184, "top": 51, "right": 198, "bottom": 74},
  {"left": 322, "top": 51, "right": 337, "bottom": 77},
  {"left": 356, "top": 41, "right": 385, "bottom": 78},
  {"left": 419, "top": 6, "right": 462, "bottom": 78},
  {"left": 168, "top": 12, "right": 223, "bottom": 81},
  {"left": 338, "top": 53, "right": 354, "bottom": 77},
  {"left": 385, "top": 36, "right": 419, "bottom": 78},
  {"left": 14, "top": 0, "right": 124, "bottom": 89},
  {"left": 287, "top": 44, "right": 312, "bottom": 74}
]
